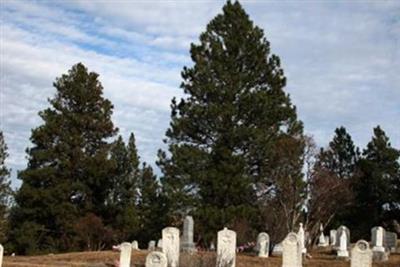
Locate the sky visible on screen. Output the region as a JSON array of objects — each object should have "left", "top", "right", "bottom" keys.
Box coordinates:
[{"left": 1, "top": 0, "right": 399, "bottom": 188}]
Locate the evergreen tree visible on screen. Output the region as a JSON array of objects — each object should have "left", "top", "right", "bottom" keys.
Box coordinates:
[
  {"left": 317, "top": 126, "right": 360, "bottom": 179},
  {"left": 108, "top": 134, "right": 140, "bottom": 242},
  {"left": 10, "top": 63, "right": 117, "bottom": 254},
  {"left": 158, "top": 1, "right": 304, "bottom": 243},
  {"left": 351, "top": 126, "right": 400, "bottom": 238},
  {"left": 0, "top": 131, "right": 12, "bottom": 243}
]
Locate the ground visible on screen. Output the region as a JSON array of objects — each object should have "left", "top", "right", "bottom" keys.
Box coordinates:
[{"left": 3, "top": 248, "right": 400, "bottom": 267}]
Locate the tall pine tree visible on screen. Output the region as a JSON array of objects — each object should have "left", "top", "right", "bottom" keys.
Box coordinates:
[
  {"left": 0, "top": 131, "right": 12, "bottom": 244},
  {"left": 158, "top": 1, "right": 304, "bottom": 243},
  {"left": 351, "top": 126, "right": 400, "bottom": 238},
  {"left": 10, "top": 63, "right": 117, "bottom": 254}
]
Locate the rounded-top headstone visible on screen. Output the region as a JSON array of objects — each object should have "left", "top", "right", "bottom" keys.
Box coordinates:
[{"left": 146, "top": 251, "right": 167, "bottom": 267}]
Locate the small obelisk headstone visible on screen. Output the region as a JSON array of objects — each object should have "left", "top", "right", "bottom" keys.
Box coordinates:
[
  {"left": 318, "top": 224, "right": 328, "bottom": 247},
  {"left": 256, "top": 232, "right": 269, "bottom": 257},
  {"left": 297, "top": 223, "right": 306, "bottom": 254},
  {"left": 351, "top": 240, "right": 372, "bottom": 267},
  {"left": 216, "top": 227, "right": 236, "bottom": 267},
  {"left": 146, "top": 251, "right": 168, "bottom": 267},
  {"left": 337, "top": 230, "right": 349, "bottom": 257},
  {"left": 282, "top": 232, "right": 302, "bottom": 267},
  {"left": 119, "top": 242, "right": 132, "bottom": 267},
  {"left": 181, "top": 215, "right": 196, "bottom": 252},
  {"left": 162, "top": 227, "right": 180, "bottom": 267}
]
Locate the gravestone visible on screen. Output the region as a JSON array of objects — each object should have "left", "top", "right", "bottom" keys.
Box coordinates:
[
  {"left": 351, "top": 240, "right": 372, "bottom": 267},
  {"left": 297, "top": 223, "right": 306, "bottom": 254},
  {"left": 210, "top": 242, "right": 215, "bottom": 251},
  {"left": 385, "top": 231, "right": 397, "bottom": 252},
  {"left": 162, "top": 227, "right": 180, "bottom": 267},
  {"left": 181, "top": 215, "right": 196, "bottom": 252},
  {"left": 255, "top": 232, "right": 269, "bottom": 257},
  {"left": 216, "top": 227, "right": 236, "bottom": 267},
  {"left": 157, "top": 239, "right": 163, "bottom": 249},
  {"left": 0, "top": 244, "right": 3, "bottom": 267},
  {"left": 146, "top": 251, "right": 168, "bottom": 267},
  {"left": 318, "top": 233, "right": 328, "bottom": 247},
  {"left": 272, "top": 242, "right": 283, "bottom": 256},
  {"left": 149, "top": 240, "right": 156, "bottom": 251},
  {"left": 132, "top": 240, "right": 139, "bottom": 250},
  {"left": 371, "top": 226, "right": 385, "bottom": 252},
  {"left": 335, "top": 226, "right": 350, "bottom": 248},
  {"left": 330, "top": 230, "right": 337, "bottom": 246},
  {"left": 119, "top": 242, "right": 132, "bottom": 267},
  {"left": 282, "top": 232, "right": 302, "bottom": 267},
  {"left": 337, "top": 230, "right": 349, "bottom": 257}
]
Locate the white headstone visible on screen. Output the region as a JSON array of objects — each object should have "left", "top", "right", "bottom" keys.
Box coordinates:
[
  {"left": 330, "top": 230, "right": 337, "bottom": 246},
  {"left": 210, "top": 242, "right": 215, "bottom": 251},
  {"left": 297, "top": 223, "right": 306, "bottom": 254},
  {"left": 149, "top": 240, "right": 156, "bottom": 251},
  {"left": 335, "top": 226, "right": 350, "bottom": 248},
  {"left": 318, "top": 232, "right": 328, "bottom": 247},
  {"left": 216, "top": 227, "right": 236, "bottom": 267},
  {"left": 146, "top": 251, "right": 168, "bottom": 267},
  {"left": 272, "top": 242, "right": 283, "bottom": 256},
  {"left": 282, "top": 232, "right": 302, "bottom": 267},
  {"left": 0, "top": 244, "right": 3, "bottom": 267},
  {"left": 371, "top": 226, "right": 385, "bottom": 252},
  {"left": 119, "top": 242, "right": 132, "bottom": 267},
  {"left": 162, "top": 227, "right": 180, "bottom": 267},
  {"left": 132, "top": 240, "right": 139, "bottom": 250},
  {"left": 181, "top": 215, "right": 196, "bottom": 252},
  {"left": 351, "top": 240, "right": 372, "bottom": 267},
  {"left": 255, "top": 232, "right": 269, "bottom": 257},
  {"left": 337, "top": 230, "right": 349, "bottom": 257},
  {"left": 157, "top": 239, "right": 163, "bottom": 249}
]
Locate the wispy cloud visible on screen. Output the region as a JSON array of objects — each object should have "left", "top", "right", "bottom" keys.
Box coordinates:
[{"left": 1, "top": 1, "right": 399, "bottom": 188}]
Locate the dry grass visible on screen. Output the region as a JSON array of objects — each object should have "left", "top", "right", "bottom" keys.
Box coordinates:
[{"left": 3, "top": 249, "right": 400, "bottom": 267}]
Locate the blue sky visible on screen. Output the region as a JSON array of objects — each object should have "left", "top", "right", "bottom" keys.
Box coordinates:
[{"left": 1, "top": 0, "right": 399, "bottom": 188}]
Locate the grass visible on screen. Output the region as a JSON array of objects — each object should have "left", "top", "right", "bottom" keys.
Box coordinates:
[{"left": 3, "top": 248, "right": 400, "bottom": 267}]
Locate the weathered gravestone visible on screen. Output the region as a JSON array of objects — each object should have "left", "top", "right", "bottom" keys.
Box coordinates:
[
  {"left": 351, "top": 240, "right": 372, "bottom": 267},
  {"left": 216, "top": 227, "right": 236, "bottom": 267},
  {"left": 385, "top": 231, "right": 397, "bottom": 252},
  {"left": 255, "top": 232, "right": 269, "bottom": 257},
  {"left": 132, "top": 240, "right": 139, "bottom": 250},
  {"left": 0, "top": 244, "right": 3, "bottom": 267},
  {"left": 335, "top": 226, "right": 350, "bottom": 249},
  {"left": 330, "top": 230, "right": 337, "bottom": 246},
  {"left": 282, "top": 232, "right": 302, "bottom": 267},
  {"left": 297, "top": 223, "right": 306, "bottom": 254},
  {"left": 162, "top": 227, "right": 180, "bottom": 267},
  {"left": 119, "top": 242, "right": 132, "bottom": 267},
  {"left": 337, "top": 230, "right": 349, "bottom": 257},
  {"left": 371, "top": 226, "right": 389, "bottom": 261},
  {"left": 157, "top": 239, "right": 163, "bottom": 249},
  {"left": 146, "top": 251, "right": 168, "bottom": 267},
  {"left": 181, "top": 215, "right": 196, "bottom": 252},
  {"left": 149, "top": 240, "right": 156, "bottom": 251}
]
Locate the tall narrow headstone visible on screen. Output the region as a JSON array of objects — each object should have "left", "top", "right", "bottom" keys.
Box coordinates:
[
  {"left": 297, "top": 223, "right": 306, "bottom": 254},
  {"left": 119, "top": 242, "right": 132, "bottom": 267},
  {"left": 146, "top": 251, "right": 168, "bottom": 267},
  {"left": 282, "top": 232, "right": 302, "bottom": 267},
  {"left": 162, "top": 227, "right": 180, "bottom": 267},
  {"left": 0, "top": 244, "right": 3, "bottom": 267},
  {"left": 132, "top": 240, "right": 139, "bottom": 250},
  {"left": 335, "top": 226, "right": 350, "bottom": 248},
  {"left": 157, "top": 239, "right": 163, "bottom": 249},
  {"left": 351, "top": 240, "right": 372, "bottom": 267},
  {"left": 330, "top": 230, "right": 337, "bottom": 246},
  {"left": 216, "top": 227, "right": 236, "bottom": 267},
  {"left": 337, "top": 230, "right": 349, "bottom": 257},
  {"left": 181, "top": 215, "right": 196, "bottom": 252},
  {"left": 371, "top": 226, "right": 385, "bottom": 252},
  {"left": 255, "top": 232, "right": 269, "bottom": 257}
]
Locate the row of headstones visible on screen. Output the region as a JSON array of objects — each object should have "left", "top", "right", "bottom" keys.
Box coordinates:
[
  {"left": 316, "top": 225, "right": 397, "bottom": 261},
  {"left": 118, "top": 226, "right": 238, "bottom": 267},
  {"left": 282, "top": 231, "right": 377, "bottom": 267}
]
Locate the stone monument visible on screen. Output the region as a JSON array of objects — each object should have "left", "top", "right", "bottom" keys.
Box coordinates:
[
  {"left": 149, "top": 240, "right": 156, "bottom": 251},
  {"left": 282, "top": 232, "right": 302, "bottom": 267},
  {"left": 337, "top": 230, "right": 349, "bottom": 257},
  {"left": 255, "top": 232, "right": 269, "bottom": 257},
  {"left": 146, "top": 251, "right": 168, "bottom": 267},
  {"left": 181, "top": 215, "right": 196, "bottom": 252},
  {"left": 216, "top": 227, "right": 236, "bottom": 267},
  {"left": 119, "top": 242, "right": 132, "bottom": 267},
  {"left": 132, "top": 240, "right": 139, "bottom": 250},
  {"left": 330, "top": 230, "right": 337, "bottom": 246},
  {"left": 385, "top": 231, "right": 397, "bottom": 252},
  {"left": 162, "top": 227, "right": 180, "bottom": 267},
  {"left": 297, "top": 223, "right": 306, "bottom": 254},
  {"left": 351, "top": 240, "right": 372, "bottom": 267}
]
